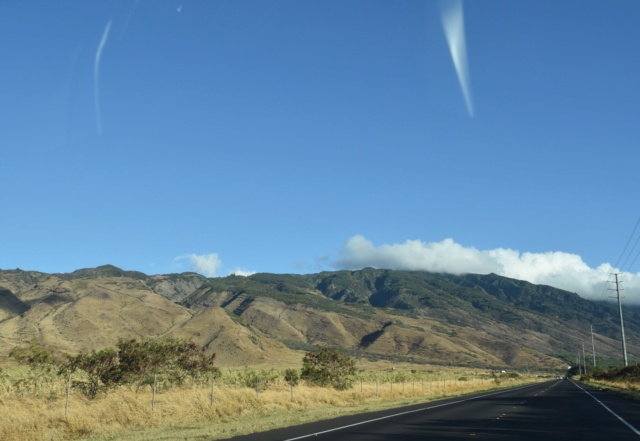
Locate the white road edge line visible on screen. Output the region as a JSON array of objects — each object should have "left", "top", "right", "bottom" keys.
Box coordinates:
[
  {"left": 283, "top": 384, "right": 536, "bottom": 441},
  {"left": 572, "top": 381, "right": 640, "bottom": 436}
]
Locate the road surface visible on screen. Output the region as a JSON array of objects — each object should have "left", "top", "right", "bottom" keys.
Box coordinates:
[{"left": 220, "top": 379, "right": 640, "bottom": 440}]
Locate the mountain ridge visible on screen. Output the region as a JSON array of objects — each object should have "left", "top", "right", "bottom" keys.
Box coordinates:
[{"left": 0, "top": 266, "right": 636, "bottom": 370}]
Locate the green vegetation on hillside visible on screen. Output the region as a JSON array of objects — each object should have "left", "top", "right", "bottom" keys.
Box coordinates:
[
  {"left": 185, "top": 269, "right": 640, "bottom": 349},
  {"left": 185, "top": 274, "right": 376, "bottom": 320},
  {"left": 60, "top": 265, "right": 148, "bottom": 281}
]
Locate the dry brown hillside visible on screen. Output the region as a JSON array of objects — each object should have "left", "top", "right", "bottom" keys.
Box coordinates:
[{"left": 0, "top": 266, "right": 637, "bottom": 370}]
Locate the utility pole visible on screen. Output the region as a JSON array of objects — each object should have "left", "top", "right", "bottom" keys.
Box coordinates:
[
  {"left": 582, "top": 342, "right": 587, "bottom": 375},
  {"left": 591, "top": 325, "right": 596, "bottom": 368},
  {"left": 610, "top": 273, "right": 629, "bottom": 367}
]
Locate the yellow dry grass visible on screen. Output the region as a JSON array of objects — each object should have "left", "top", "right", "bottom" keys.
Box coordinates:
[
  {"left": 0, "top": 366, "right": 540, "bottom": 441},
  {"left": 584, "top": 378, "right": 640, "bottom": 401}
]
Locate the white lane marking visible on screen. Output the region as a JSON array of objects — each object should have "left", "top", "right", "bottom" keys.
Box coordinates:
[
  {"left": 283, "top": 384, "right": 540, "bottom": 441},
  {"left": 572, "top": 381, "right": 640, "bottom": 436}
]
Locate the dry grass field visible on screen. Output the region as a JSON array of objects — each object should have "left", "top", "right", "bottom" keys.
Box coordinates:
[{"left": 0, "top": 364, "right": 540, "bottom": 441}]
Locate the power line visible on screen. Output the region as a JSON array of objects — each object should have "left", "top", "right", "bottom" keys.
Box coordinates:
[
  {"left": 600, "top": 215, "right": 640, "bottom": 300},
  {"left": 626, "top": 247, "right": 640, "bottom": 274},
  {"left": 620, "top": 234, "right": 640, "bottom": 272},
  {"left": 614, "top": 215, "right": 640, "bottom": 270}
]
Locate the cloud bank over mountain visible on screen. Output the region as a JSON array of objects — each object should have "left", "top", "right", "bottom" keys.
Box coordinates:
[{"left": 336, "top": 235, "right": 640, "bottom": 303}]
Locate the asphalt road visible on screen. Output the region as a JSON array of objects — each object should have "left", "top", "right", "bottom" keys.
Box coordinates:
[{"left": 220, "top": 379, "right": 640, "bottom": 440}]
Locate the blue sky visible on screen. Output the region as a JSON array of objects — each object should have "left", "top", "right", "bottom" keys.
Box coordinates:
[{"left": 2, "top": 1, "right": 640, "bottom": 301}]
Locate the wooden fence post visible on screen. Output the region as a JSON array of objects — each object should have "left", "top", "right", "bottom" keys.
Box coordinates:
[
  {"left": 152, "top": 373, "right": 157, "bottom": 413},
  {"left": 210, "top": 374, "right": 215, "bottom": 406},
  {"left": 65, "top": 373, "right": 71, "bottom": 418}
]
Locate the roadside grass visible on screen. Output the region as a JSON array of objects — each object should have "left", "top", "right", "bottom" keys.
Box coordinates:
[
  {"left": 0, "top": 366, "right": 542, "bottom": 441},
  {"left": 580, "top": 364, "right": 640, "bottom": 402},
  {"left": 583, "top": 378, "right": 640, "bottom": 402}
]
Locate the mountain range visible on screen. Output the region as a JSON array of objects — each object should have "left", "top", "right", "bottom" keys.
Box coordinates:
[{"left": 1, "top": 265, "right": 637, "bottom": 370}]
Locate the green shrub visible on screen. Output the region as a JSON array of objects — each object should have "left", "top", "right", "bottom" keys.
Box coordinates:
[
  {"left": 284, "top": 368, "right": 300, "bottom": 386},
  {"left": 301, "top": 347, "right": 356, "bottom": 390}
]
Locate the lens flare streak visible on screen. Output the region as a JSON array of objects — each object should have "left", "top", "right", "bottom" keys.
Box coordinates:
[
  {"left": 441, "top": 0, "right": 474, "bottom": 117},
  {"left": 94, "top": 20, "right": 112, "bottom": 135}
]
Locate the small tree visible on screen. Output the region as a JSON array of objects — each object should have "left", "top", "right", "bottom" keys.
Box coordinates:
[
  {"left": 116, "top": 338, "right": 217, "bottom": 386},
  {"left": 301, "top": 347, "right": 356, "bottom": 390},
  {"left": 61, "top": 348, "right": 120, "bottom": 398},
  {"left": 167, "top": 339, "right": 218, "bottom": 383},
  {"left": 54, "top": 338, "right": 217, "bottom": 399},
  {"left": 284, "top": 368, "right": 300, "bottom": 386}
]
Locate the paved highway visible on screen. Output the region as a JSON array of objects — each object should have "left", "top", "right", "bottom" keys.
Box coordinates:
[{"left": 220, "top": 379, "right": 640, "bottom": 440}]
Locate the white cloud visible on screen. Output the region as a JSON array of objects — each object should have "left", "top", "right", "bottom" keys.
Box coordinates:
[
  {"left": 230, "top": 268, "right": 256, "bottom": 277},
  {"left": 173, "top": 253, "right": 255, "bottom": 278},
  {"left": 174, "top": 253, "right": 222, "bottom": 277},
  {"left": 336, "top": 235, "right": 640, "bottom": 303}
]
